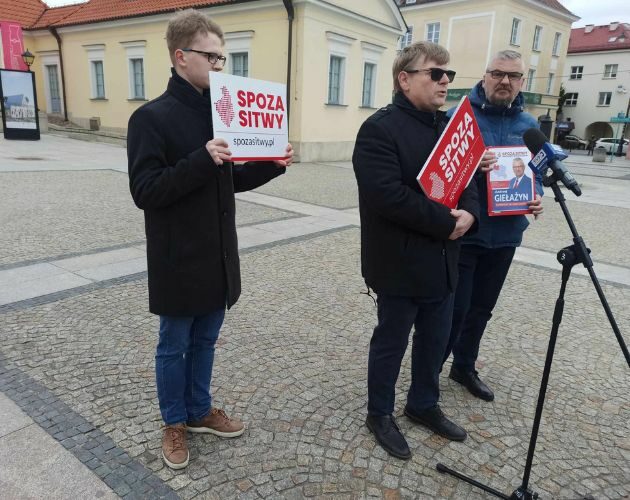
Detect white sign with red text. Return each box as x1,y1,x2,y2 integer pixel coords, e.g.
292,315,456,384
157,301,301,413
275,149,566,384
209,72,288,161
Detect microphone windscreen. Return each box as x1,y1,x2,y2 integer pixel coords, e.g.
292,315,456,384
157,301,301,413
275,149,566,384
523,128,547,155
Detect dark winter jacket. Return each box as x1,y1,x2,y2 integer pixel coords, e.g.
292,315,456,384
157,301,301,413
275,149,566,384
128,69,284,316
448,81,543,248
353,92,479,298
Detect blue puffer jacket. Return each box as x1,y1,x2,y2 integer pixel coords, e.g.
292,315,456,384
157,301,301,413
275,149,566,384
448,81,543,248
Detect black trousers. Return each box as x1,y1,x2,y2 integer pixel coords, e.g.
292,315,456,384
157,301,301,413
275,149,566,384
367,293,454,416
443,244,516,372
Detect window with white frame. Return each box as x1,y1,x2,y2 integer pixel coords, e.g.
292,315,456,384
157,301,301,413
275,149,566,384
532,25,543,51
225,31,253,77
92,61,105,98
546,73,554,94
399,25,413,49
552,32,562,55
526,68,535,91
570,66,583,80
130,59,145,99
362,63,376,107
326,32,353,105
598,92,612,106
360,41,384,108
231,53,248,77
328,56,344,104
426,22,440,43
604,64,618,78
84,44,106,99
564,92,578,106
510,18,521,46
121,41,146,99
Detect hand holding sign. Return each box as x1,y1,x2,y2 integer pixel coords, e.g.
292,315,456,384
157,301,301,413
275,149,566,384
206,138,232,166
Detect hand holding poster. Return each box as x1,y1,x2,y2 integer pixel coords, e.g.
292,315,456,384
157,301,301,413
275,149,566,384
486,146,534,216
416,96,485,208
209,72,288,161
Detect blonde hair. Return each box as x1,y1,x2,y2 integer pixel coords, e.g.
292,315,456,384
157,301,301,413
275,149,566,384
166,9,224,64
393,41,450,92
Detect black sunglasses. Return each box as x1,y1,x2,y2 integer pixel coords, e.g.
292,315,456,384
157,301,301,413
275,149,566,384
404,67,456,83
486,70,523,81
181,48,227,65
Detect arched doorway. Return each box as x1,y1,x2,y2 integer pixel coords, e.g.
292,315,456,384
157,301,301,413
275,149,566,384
585,122,613,140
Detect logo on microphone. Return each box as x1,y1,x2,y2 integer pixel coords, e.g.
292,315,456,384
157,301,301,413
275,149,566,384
214,86,235,127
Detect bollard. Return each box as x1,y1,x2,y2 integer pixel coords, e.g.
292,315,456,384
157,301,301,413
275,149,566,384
592,146,607,163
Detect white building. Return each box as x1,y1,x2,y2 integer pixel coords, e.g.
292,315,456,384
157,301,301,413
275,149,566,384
562,22,630,141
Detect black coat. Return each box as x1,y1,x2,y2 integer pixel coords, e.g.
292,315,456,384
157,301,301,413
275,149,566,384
128,70,285,316
352,92,479,298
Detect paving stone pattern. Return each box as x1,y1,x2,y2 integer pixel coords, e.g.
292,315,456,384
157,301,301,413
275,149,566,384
0,170,296,267
253,163,359,210
523,199,630,268
1,229,628,499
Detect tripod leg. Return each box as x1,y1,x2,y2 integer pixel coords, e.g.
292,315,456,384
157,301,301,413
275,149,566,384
520,274,568,490
436,463,510,499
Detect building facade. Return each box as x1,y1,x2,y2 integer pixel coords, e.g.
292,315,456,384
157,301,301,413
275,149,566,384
397,0,578,122
1,0,406,162
562,22,630,141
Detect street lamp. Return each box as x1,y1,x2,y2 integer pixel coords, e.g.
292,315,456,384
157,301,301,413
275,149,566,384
21,49,35,70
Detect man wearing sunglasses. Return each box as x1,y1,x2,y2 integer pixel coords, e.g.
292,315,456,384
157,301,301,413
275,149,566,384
127,9,293,470
353,41,479,459
443,50,544,403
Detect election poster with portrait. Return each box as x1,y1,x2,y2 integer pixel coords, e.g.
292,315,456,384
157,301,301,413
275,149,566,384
486,145,534,216
209,72,288,161
417,96,485,208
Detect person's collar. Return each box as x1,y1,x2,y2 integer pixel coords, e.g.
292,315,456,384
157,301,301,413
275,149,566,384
393,91,445,126
167,67,212,110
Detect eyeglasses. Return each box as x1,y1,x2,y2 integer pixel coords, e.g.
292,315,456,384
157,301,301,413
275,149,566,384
404,67,456,83
181,48,227,65
486,70,523,81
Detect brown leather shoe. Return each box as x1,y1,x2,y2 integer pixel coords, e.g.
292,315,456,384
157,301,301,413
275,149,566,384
187,408,245,437
162,423,189,469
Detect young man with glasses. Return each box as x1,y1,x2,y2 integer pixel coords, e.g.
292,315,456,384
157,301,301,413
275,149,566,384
442,50,543,403
127,9,292,470
353,41,479,459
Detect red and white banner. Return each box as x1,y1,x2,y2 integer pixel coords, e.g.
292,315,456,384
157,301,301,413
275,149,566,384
210,73,288,161
416,96,485,208
0,22,28,71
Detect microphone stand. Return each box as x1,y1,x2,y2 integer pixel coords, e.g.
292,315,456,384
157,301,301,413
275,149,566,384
436,167,630,499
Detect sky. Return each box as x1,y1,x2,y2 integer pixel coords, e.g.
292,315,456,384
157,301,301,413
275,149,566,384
43,0,629,28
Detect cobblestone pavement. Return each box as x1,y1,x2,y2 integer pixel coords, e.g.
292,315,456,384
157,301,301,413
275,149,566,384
0,170,297,268
1,136,629,499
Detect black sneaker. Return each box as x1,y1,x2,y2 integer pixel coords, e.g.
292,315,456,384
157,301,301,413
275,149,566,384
404,405,467,442
366,415,412,460
449,366,495,402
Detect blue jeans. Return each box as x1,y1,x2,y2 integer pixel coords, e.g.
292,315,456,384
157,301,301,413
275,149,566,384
444,244,516,372
156,310,225,425
367,293,454,416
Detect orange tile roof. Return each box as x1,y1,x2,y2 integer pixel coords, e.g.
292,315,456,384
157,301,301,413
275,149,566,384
30,4,85,29
0,0,47,27
49,0,243,28
568,23,630,53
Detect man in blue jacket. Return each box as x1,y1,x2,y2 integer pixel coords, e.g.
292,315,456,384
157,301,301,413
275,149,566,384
353,42,479,459
443,50,543,402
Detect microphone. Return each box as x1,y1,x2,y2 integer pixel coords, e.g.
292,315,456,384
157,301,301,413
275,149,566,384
523,128,582,196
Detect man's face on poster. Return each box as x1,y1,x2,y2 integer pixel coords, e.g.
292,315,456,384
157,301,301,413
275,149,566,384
513,158,525,178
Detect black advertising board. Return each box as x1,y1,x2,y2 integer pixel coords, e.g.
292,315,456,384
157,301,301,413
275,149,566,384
0,68,40,140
